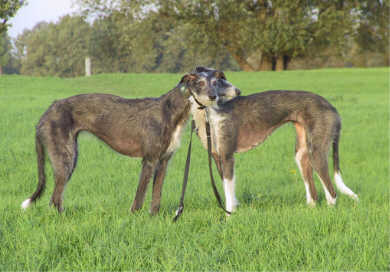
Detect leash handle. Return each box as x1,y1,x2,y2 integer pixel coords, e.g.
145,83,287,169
173,120,195,222
205,110,231,215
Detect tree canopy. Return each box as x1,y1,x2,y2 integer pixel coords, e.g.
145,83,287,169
0,0,25,33
6,0,389,76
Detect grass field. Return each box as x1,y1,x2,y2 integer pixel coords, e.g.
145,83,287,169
0,68,388,270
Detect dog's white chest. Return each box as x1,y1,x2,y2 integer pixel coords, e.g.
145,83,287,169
208,109,226,154
191,105,225,154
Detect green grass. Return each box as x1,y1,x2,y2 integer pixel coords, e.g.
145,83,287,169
0,68,388,270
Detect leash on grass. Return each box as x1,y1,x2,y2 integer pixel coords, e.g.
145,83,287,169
173,120,195,222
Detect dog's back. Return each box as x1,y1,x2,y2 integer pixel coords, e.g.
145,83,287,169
37,93,166,157
213,90,340,153
227,90,339,124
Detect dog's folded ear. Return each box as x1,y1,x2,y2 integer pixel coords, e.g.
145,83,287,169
179,73,197,85
215,70,227,80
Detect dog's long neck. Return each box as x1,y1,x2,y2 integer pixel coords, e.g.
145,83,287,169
162,86,192,130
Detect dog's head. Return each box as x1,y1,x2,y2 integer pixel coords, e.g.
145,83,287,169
179,72,218,108
194,66,241,105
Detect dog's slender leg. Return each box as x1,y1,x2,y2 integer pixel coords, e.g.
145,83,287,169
307,122,337,205
310,150,337,205
294,123,317,206
295,148,317,206
212,153,223,178
48,135,78,213
49,152,76,213
131,159,158,213
150,156,171,215
220,155,238,214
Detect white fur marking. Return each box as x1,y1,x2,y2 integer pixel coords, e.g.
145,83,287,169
304,182,316,206
208,108,226,154
166,123,185,154
223,175,239,215
335,172,358,201
21,198,31,210
295,149,315,206
295,149,304,173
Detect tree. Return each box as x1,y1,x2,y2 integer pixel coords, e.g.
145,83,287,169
76,0,240,72
0,31,11,74
355,0,389,65
16,16,91,77
76,0,239,73
0,0,25,33
157,0,359,71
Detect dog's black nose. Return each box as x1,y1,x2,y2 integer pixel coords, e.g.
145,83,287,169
235,88,241,96
209,95,216,100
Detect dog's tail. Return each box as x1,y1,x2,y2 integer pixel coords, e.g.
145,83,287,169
332,134,341,174
332,127,359,201
21,132,46,210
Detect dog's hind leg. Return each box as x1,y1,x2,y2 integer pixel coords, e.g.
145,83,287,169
294,123,317,206
48,136,79,213
131,158,158,213
150,156,171,215
308,128,337,205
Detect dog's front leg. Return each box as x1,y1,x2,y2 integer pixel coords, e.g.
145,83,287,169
150,156,171,215
211,153,223,179
220,155,239,214
131,159,158,213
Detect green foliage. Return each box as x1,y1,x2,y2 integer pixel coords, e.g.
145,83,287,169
0,0,25,33
16,16,91,77
7,1,389,75
157,0,359,70
0,68,388,270
0,31,11,71
355,0,389,58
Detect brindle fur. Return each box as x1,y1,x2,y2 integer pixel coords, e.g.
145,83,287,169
192,67,358,211
22,72,235,214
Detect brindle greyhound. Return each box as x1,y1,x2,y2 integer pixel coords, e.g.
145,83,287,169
192,67,358,213
21,71,240,214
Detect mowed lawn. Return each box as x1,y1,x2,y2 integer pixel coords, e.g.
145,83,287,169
0,68,388,270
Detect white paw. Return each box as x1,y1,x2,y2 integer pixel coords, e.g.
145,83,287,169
21,198,31,210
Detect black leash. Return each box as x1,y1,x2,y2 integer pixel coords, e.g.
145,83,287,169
173,96,230,222
173,120,195,222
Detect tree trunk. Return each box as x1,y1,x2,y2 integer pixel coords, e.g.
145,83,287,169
283,55,290,70
275,56,284,71
230,52,255,71
85,57,91,76
259,56,273,71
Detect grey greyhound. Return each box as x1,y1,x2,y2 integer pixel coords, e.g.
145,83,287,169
21,71,240,214
192,67,358,213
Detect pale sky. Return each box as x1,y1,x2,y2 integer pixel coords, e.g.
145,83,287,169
8,0,78,38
